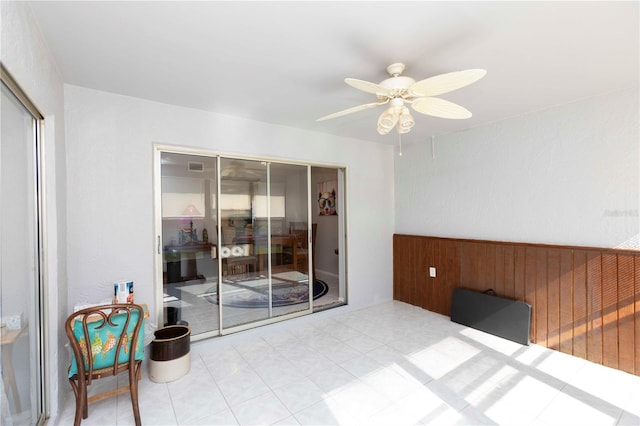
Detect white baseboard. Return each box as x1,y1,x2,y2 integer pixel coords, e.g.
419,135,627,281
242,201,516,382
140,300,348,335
316,269,338,281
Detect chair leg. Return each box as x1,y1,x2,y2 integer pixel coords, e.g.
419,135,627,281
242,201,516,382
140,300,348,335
83,391,89,420
129,362,142,426
69,378,86,426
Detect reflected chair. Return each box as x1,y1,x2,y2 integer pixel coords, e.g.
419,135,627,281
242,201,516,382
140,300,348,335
65,304,144,426
288,223,318,277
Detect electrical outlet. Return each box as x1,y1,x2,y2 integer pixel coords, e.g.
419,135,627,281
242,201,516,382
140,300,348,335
429,267,436,278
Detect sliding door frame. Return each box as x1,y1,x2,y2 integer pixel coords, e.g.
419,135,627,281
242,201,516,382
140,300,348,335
153,144,347,340
0,63,48,425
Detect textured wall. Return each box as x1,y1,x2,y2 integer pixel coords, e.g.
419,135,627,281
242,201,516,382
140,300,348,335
395,87,639,249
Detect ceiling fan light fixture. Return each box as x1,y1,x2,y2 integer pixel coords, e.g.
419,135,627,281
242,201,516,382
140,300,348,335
377,107,399,135
398,106,414,132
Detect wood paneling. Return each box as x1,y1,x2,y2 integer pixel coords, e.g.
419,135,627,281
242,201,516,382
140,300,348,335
602,253,618,369
393,234,640,376
635,256,640,375
617,254,635,374
586,251,602,364
547,248,561,351
573,250,588,360
559,249,573,355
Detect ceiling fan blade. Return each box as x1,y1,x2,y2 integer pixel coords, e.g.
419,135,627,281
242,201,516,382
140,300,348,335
344,78,394,96
409,69,487,97
316,100,389,122
411,97,473,119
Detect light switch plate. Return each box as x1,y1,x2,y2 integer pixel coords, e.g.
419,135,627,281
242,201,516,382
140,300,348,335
429,267,436,278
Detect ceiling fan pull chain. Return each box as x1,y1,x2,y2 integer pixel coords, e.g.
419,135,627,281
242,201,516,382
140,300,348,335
397,125,403,156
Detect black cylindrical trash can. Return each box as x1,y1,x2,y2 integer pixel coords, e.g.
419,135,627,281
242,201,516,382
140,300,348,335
167,261,181,283
164,306,181,326
149,325,191,383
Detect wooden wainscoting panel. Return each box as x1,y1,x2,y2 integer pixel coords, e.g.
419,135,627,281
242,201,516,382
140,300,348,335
414,236,426,309
393,235,640,376
514,245,527,303
414,236,425,306
635,255,640,375
617,253,635,374
547,248,561,351
503,245,516,300
535,247,549,348
524,246,538,343
494,245,506,298
572,250,589,360
427,238,440,313
586,251,603,365
602,253,619,370
559,249,574,355
440,239,458,316
392,235,412,305
483,243,497,293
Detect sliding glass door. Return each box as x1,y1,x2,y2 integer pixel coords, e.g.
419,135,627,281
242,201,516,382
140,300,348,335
219,161,311,329
160,153,219,336
1,68,45,425
158,151,313,337
219,158,270,329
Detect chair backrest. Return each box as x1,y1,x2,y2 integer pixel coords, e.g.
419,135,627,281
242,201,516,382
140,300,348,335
289,222,309,249
65,304,145,383
311,223,318,248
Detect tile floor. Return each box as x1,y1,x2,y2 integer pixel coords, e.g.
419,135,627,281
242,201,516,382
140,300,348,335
53,301,640,425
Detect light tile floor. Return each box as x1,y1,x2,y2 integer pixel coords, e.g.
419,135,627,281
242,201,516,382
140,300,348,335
53,301,640,425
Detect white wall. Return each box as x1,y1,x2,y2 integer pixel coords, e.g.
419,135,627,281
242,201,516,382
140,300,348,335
395,87,639,249
1,1,68,418
64,85,395,322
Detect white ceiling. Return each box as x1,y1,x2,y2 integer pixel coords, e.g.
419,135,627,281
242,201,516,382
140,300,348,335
28,1,639,144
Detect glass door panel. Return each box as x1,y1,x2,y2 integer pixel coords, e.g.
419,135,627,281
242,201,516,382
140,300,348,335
160,153,218,336
268,163,310,318
1,80,44,425
219,158,269,328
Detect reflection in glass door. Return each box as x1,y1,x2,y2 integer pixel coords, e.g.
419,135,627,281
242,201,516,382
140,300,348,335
158,150,314,337
219,160,311,329
268,163,310,319
219,158,269,328
160,153,219,336
1,70,45,425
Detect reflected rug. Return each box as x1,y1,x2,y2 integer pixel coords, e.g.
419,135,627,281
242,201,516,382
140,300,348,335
204,279,328,308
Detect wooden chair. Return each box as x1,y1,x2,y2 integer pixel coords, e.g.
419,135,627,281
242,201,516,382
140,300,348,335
65,304,144,426
289,223,318,278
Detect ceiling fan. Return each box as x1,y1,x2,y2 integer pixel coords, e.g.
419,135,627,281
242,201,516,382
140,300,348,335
317,63,486,138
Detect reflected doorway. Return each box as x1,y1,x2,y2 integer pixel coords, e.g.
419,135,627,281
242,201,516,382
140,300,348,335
310,167,346,311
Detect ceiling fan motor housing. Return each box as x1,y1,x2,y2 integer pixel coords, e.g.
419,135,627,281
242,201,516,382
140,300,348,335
386,62,406,76
380,76,415,96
